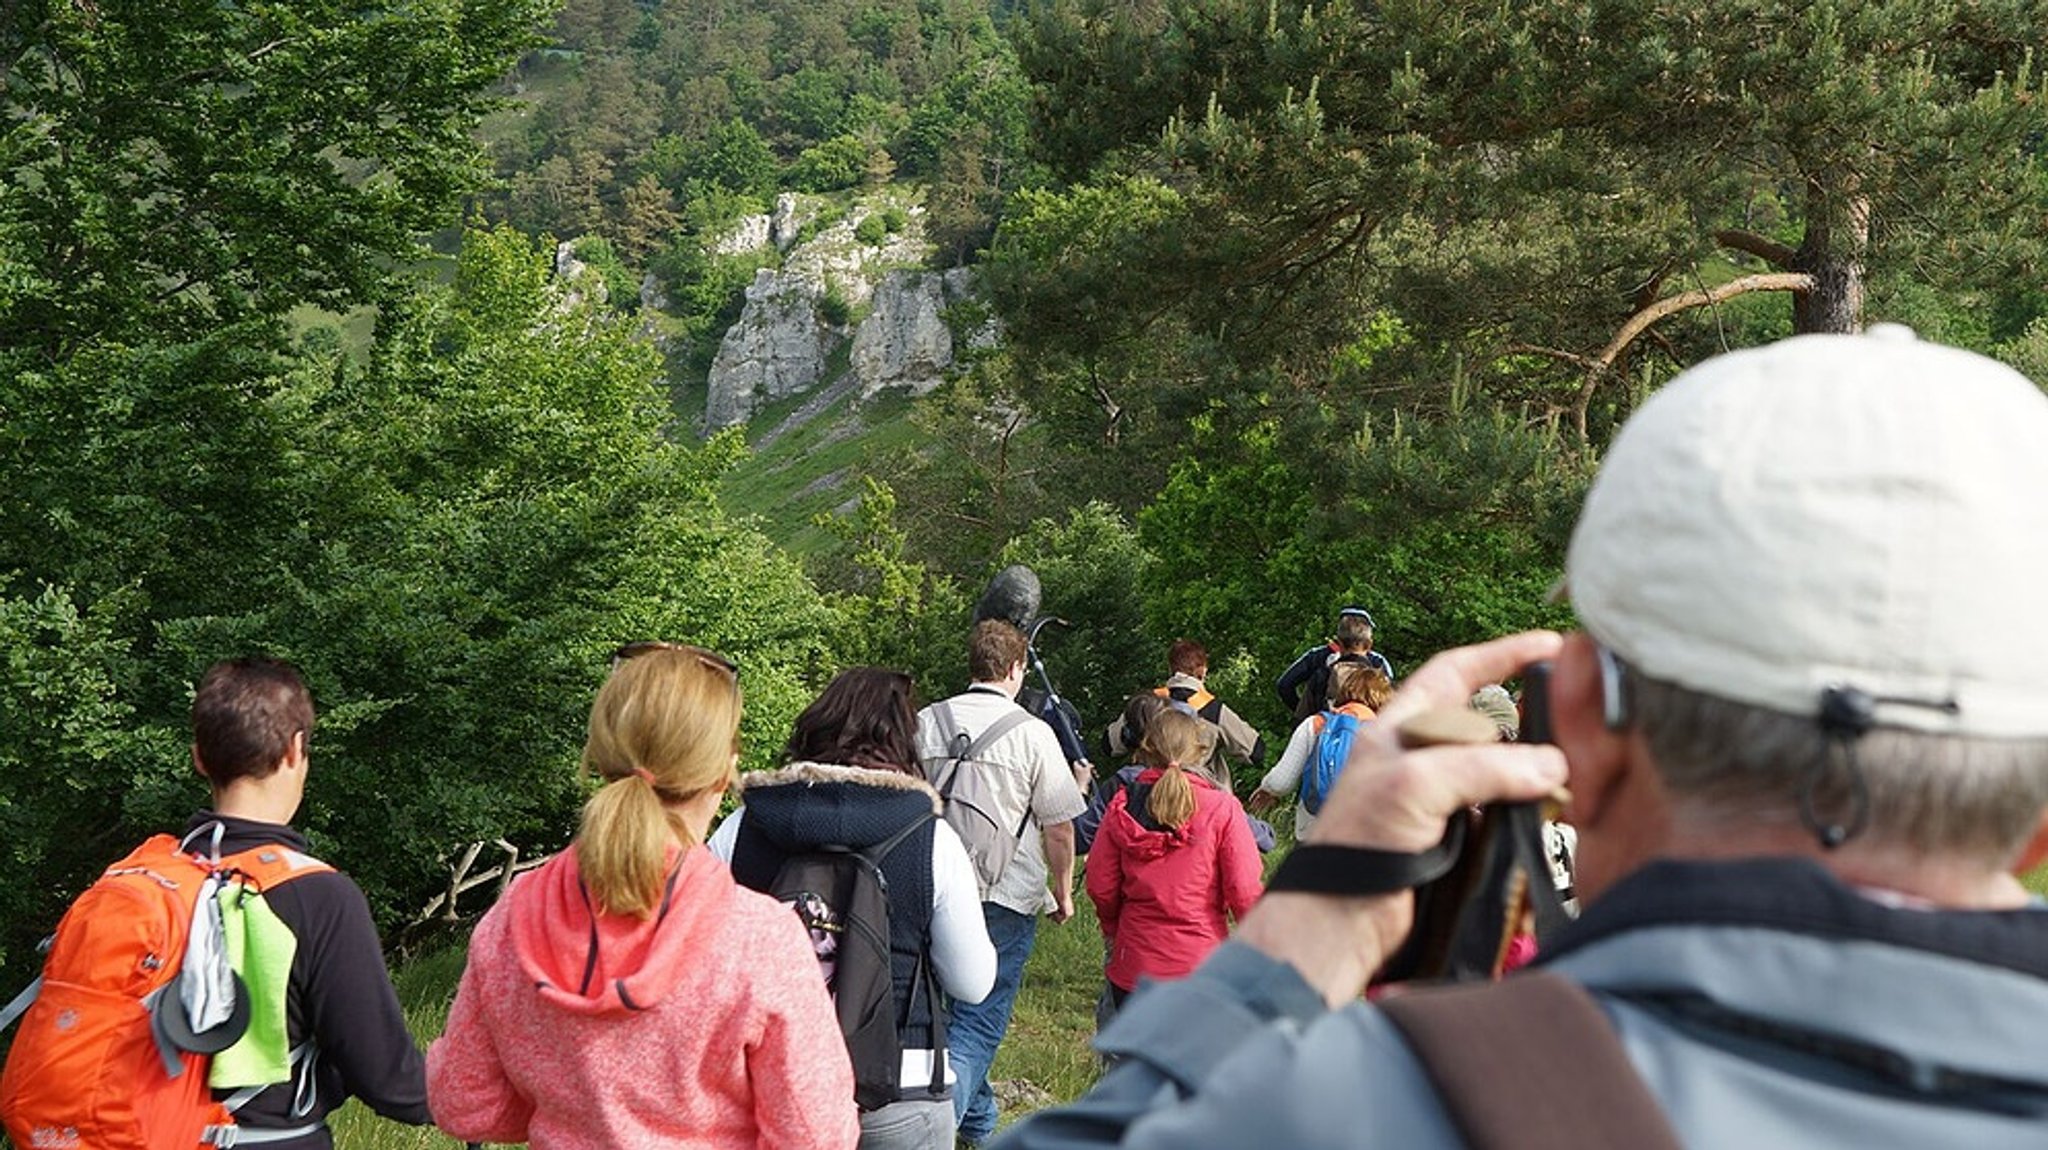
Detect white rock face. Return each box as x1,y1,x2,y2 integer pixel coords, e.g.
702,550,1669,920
554,241,606,310
711,213,772,256
697,194,992,432
852,270,973,397
771,193,816,251
639,272,668,313
703,270,837,429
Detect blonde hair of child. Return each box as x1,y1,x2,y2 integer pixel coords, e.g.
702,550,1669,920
1135,707,1206,831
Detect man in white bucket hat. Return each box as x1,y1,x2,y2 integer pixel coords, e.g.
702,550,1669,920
999,326,2048,1149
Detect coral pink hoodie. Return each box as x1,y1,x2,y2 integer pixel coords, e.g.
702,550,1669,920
427,844,858,1150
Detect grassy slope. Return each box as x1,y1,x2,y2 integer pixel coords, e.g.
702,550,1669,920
717,383,925,556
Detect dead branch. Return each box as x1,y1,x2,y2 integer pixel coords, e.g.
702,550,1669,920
1572,272,1814,438
416,839,552,924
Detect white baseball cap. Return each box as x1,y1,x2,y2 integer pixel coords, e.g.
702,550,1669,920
1565,325,2048,737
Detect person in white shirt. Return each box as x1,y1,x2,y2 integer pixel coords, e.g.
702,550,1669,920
915,621,1088,1147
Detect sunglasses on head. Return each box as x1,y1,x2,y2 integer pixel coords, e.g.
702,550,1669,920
609,641,739,678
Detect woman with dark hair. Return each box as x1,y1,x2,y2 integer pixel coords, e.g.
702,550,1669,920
709,667,996,1150
428,644,859,1150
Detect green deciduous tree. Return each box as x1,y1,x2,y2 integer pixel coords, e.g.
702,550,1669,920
1138,405,1588,737
0,586,161,976
0,224,841,976
995,504,1156,757
247,225,836,923
1,0,553,360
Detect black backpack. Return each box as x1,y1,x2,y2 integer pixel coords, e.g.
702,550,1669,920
768,812,942,1111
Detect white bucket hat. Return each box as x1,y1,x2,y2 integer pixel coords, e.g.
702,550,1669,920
1565,325,2048,737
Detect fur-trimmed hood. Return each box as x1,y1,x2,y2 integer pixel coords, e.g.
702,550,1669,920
734,761,941,854
737,761,943,814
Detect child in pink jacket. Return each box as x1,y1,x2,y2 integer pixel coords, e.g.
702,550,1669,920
1087,708,1264,1016
428,644,858,1150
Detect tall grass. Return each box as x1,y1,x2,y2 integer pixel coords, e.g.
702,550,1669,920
330,944,473,1150
987,896,1108,1112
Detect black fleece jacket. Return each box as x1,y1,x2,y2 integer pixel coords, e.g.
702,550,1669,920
182,812,431,1147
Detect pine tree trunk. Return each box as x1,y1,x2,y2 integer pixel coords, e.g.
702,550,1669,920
1792,185,1870,334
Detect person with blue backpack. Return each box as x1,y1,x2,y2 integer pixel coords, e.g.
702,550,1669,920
1251,662,1393,840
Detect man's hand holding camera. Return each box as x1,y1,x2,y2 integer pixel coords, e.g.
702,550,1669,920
1237,631,1569,1007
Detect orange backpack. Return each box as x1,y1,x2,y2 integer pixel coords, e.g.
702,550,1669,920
1153,684,1216,713
0,829,330,1150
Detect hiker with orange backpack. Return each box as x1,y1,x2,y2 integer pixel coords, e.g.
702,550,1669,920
1250,661,1393,840
1107,641,1267,782
1,656,433,1150
997,330,2048,1150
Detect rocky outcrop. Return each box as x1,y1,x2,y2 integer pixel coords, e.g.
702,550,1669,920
851,269,980,397
780,207,924,309
712,194,824,257
703,270,835,429
700,192,994,432
711,213,771,256
554,241,606,310
772,193,816,250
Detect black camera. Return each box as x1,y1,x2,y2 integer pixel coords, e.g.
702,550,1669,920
1374,661,1572,985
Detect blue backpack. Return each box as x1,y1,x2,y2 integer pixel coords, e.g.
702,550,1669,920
1299,707,1369,815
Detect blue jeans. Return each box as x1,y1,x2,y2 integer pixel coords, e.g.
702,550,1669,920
950,903,1039,1145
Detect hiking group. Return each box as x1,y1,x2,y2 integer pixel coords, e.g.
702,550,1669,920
10,327,2048,1150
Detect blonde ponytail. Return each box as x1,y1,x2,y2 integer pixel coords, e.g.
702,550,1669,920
1135,708,1207,831
1146,762,1197,830
576,647,741,917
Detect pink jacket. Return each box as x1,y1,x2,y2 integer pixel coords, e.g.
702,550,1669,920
1086,768,1264,992
426,843,858,1150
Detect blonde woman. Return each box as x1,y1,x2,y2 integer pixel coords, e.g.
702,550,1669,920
428,643,858,1150
1085,708,1263,1022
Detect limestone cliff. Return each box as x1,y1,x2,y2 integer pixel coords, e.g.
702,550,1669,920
701,191,991,432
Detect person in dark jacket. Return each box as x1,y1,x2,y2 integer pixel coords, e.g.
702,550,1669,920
1274,607,1395,720
711,667,997,1150
186,657,433,1148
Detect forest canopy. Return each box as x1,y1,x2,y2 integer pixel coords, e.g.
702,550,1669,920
2,0,2045,985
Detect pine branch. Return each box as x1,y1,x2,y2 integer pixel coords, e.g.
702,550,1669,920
1572,272,1814,438
1713,229,1798,269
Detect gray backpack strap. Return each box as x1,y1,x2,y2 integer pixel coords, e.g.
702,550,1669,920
934,704,1032,796
962,708,1033,763
221,1040,318,1116
0,974,42,1032
929,701,967,790
965,710,1038,842
1377,972,1682,1150
932,706,1040,859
